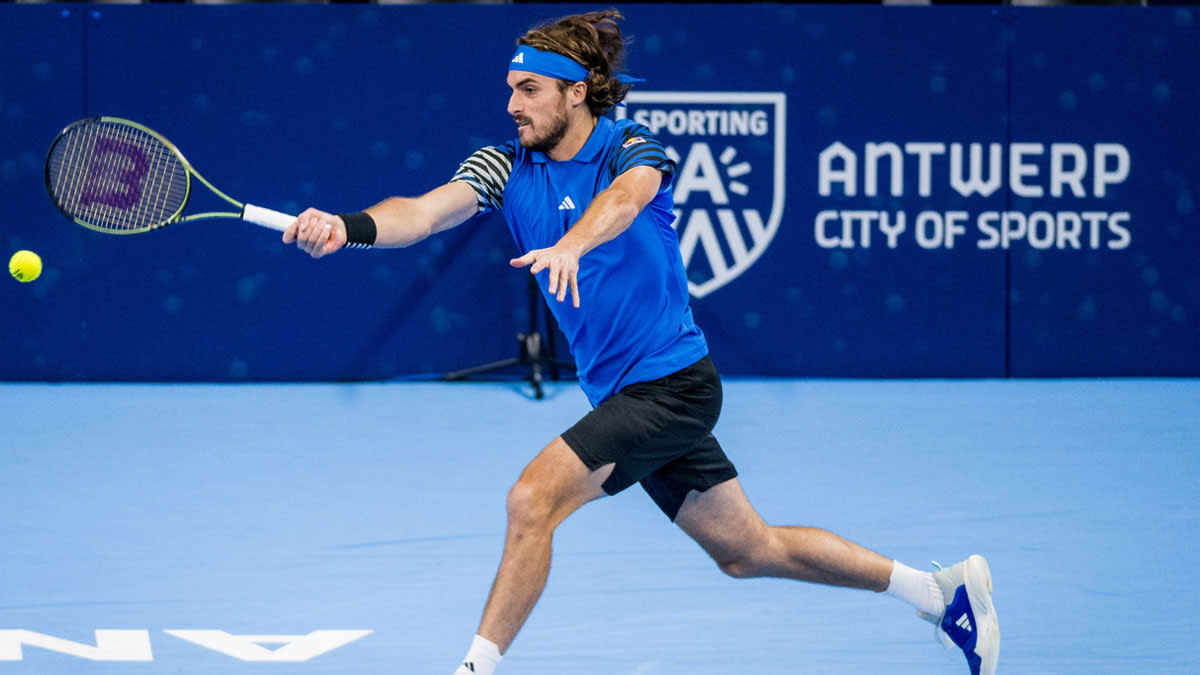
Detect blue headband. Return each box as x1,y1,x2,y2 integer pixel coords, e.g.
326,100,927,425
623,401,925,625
509,45,645,84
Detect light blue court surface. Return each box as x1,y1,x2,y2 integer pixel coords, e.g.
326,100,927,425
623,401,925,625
1,379,1197,674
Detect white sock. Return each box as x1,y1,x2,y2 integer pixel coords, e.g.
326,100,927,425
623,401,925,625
453,634,502,675
884,561,945,619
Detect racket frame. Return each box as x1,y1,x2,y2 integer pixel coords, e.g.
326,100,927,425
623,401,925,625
44,116,293,234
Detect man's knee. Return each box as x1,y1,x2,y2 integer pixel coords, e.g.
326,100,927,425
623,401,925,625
716,554,764,579
506,438,612,532
713,530,778,579
506,479,555,530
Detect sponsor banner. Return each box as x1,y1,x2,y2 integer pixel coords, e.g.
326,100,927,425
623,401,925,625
0,4,1196,380
618,92,786,298
813,141,1132,252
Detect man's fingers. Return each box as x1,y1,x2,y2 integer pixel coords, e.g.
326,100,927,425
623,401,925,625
310,224,333,258
285,209,317,243
282,209,343,259
556,268,569,303
511,249,581,306
296,216,315,245
322,223,345,255
299,221,328,257
300,221,317,251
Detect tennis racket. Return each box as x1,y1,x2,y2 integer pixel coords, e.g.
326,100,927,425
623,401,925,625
44,116,295,235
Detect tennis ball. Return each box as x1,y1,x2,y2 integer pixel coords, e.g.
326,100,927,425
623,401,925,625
9,250,42,283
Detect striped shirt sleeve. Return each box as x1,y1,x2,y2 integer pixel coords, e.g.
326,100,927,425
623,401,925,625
450,142,516,214
608,123,675,183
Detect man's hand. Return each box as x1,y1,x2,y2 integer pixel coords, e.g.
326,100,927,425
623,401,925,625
510,245,582,308
282,208,347,258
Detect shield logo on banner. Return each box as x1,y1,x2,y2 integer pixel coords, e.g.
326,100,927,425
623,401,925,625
617,92,787,298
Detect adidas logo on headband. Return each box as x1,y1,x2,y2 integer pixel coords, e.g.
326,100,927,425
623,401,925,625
509,45,645,85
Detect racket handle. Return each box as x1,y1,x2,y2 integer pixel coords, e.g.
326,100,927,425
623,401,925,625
241,204,297,231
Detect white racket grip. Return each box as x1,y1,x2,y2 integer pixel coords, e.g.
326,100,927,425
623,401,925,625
241,204,297,232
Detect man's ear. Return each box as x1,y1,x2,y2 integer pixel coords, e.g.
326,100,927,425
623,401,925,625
568,81,588,107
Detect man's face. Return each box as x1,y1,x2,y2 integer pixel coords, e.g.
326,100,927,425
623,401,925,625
507,71,570,154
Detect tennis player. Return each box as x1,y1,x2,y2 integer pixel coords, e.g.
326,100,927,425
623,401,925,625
283,10,999,675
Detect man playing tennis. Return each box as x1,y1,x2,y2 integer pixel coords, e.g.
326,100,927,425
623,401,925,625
283,10,999,675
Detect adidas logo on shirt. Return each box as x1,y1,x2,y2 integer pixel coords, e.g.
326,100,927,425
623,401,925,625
558,196,576,211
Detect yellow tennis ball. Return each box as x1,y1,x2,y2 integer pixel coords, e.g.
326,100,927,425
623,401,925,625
9,250,42,283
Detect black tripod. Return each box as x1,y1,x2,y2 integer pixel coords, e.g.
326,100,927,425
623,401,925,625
442,276,574,399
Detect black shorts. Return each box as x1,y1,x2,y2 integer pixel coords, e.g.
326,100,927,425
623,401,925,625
561,355,738,521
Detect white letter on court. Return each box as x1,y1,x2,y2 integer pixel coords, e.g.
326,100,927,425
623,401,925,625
0,630,153,661
165,630,372,663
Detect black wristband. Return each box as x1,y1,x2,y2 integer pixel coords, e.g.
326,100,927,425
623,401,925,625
339,212,377,249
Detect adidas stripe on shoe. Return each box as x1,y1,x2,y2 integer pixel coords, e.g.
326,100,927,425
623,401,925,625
921,555,1000,675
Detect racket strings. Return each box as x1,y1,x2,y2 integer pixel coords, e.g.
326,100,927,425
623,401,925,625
48,120,189,232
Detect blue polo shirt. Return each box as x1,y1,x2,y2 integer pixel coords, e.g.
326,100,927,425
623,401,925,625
452,117,708,406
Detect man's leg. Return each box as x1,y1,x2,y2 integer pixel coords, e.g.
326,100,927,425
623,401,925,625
673,477,893,589
673,477,999,675
470,437,613,658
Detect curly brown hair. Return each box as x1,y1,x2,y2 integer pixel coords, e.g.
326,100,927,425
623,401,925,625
517,9,633,117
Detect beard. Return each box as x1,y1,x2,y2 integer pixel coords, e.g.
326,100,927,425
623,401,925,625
517,102,570,154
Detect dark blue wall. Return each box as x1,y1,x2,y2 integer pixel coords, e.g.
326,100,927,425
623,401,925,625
2,4,1197,381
